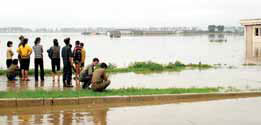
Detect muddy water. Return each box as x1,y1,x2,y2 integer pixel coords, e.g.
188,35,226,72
0,33,243,69
1,67,261,91
0,97,260,124
1,33,260,91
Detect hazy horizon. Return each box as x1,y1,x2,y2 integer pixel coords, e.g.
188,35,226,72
0,0,260,28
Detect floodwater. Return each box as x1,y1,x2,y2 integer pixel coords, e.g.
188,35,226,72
1,67,261,91
0,33,244,68
0,97,261,124
1,33,261,91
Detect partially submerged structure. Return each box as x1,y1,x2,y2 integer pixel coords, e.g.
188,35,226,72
240,19,261,64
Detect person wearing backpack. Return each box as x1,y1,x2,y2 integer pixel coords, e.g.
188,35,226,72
80,58,99,89
17,38,32,81
48,39,61,82
33,37,45,82
73,40,82,80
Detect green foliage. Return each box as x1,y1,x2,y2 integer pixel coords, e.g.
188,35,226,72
0,61,213,75
129,62,164,71
0,87,220,98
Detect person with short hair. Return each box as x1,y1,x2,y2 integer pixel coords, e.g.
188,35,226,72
48,39,61,82
62,37,74,87
17,38,32,81
17,35,25,78
80,58,99,89
80,42,86,70
7,59,19,81
33,37,44,81
6,41,14,68
91,62,111,92
73,40,82,79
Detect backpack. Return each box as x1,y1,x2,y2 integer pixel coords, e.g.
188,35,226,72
73,46,82,61
47,48,53,59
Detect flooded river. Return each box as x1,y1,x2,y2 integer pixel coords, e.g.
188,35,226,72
0,97,260,124
1,33,261,91
0,33,244,68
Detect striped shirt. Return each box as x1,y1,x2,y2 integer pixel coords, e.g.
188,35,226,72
33,45,43,59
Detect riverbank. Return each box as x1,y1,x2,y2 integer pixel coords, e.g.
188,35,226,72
1,90,261,108
0,87,219,98
0,61,213,76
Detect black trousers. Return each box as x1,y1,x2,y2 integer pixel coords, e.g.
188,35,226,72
34,58,45,81
80,76,92,89
63,61,72,86
6,59,12,68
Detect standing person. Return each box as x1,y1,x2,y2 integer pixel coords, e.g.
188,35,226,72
91,63,111,92
17,38,32,81
7,59,19,81
80,58,99,89
6,41,14,68
18,35,24,77
48,39,61,82
80,43,86,71
73,41,82,80
62,38,74,87
33,37,44,82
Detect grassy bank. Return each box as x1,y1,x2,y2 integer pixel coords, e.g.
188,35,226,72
0,88,219,98
107,61,212,74
0,61,213,76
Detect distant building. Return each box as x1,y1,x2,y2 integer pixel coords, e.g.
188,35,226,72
241,19,261,64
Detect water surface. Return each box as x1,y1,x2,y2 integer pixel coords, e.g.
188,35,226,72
0,97,260,125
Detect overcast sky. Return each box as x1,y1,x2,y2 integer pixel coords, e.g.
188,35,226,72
0,0,260,28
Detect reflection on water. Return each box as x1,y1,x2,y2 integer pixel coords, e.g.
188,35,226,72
0,105,109,125
0,97,261,124
1,66,261,91
208,33,227,42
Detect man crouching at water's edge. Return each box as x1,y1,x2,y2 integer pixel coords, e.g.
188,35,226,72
80,58,100,89
91,63,111,92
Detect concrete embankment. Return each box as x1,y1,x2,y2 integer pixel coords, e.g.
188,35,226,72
0,92,261,108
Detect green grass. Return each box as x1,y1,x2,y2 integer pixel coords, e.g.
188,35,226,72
107,61,212,74
0,88,220,98
0,61,213,76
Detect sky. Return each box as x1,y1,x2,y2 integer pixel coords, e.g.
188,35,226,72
0,0,260,28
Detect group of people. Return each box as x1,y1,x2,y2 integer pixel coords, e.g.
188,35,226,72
5,35,111,92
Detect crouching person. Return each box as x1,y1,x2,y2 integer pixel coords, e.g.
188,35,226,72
80,58,99,89
7,59,19,81
91,63,111,92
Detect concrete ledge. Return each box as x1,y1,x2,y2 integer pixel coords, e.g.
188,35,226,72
53,98,79,105
16,98,44,107
0,92,261,108
0,99,17,107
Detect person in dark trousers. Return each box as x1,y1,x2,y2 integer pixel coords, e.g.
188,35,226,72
48,39,61,82
73,40,82,80
62,38,74,87
17,38,32,81
7,59,19,81
18,35,24,78
6,41,14,68
91,63,111,92
33,37,45,81
80,58,99,89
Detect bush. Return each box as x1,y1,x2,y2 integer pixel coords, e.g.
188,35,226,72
129,62,164,71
